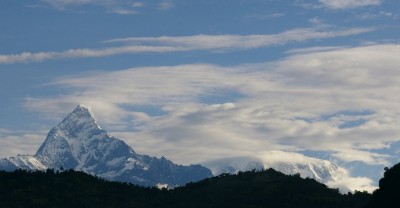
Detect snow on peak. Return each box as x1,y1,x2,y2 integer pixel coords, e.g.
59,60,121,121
56,104,101,134
34,104,111,168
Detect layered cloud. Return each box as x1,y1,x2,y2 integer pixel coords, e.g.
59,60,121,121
0,129,45,158
0,27,373,64
22,44,400,169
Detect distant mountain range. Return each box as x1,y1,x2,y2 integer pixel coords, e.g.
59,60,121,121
204,152,349,190
0,105,212,187
0,105,350,190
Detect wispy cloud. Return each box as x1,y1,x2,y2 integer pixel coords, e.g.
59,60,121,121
110,9,138,15
158,1,175,10
0,27,374,64
106,27,373,49
243,13,285,22
297,0,383,10
40,0,141,14
319,0,383,9
358,10,398,19
41,0,113,9
131,2,144,8
23,44,400,169
0,130,45,157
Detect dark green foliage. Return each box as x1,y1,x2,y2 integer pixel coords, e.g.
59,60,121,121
0,168,370,208
166,168,369,208
0,169,161,208
365,163,400,208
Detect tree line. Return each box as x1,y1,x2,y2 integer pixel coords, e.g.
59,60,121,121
1,164,397,208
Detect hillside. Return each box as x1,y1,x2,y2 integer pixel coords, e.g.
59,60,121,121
0,168,370,208
365,163,400,208
0,169,161,208
167,169,370,208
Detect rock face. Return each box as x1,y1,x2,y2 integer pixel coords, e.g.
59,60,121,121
0,105,212,187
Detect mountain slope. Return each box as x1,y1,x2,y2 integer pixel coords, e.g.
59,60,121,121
0,105,212,186
0,155,46,172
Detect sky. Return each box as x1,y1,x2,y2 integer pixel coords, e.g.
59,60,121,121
1,0,400,192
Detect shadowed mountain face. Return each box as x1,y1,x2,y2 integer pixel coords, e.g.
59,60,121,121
0,105,212,187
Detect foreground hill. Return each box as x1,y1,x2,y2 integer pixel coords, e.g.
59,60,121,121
0,168,370,208
167,169,370,208
365,163,400,208
0,169,160,208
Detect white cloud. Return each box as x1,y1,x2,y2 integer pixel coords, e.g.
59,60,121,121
41,0,111,9
259,151,377,192
158,1,174,10
110,9,138,15
308,17,323,24
21,44,400,171
0,131,45,158
0,128,12,134
358,11,398,19
0,27,373,64
131,2,144,8
243,13,285,22
40,0,142,14
107,27,373,49
319,0,382,9
40,0,170,13
203,151,377,192
0,46,180,64
332,150,390,166
326,171,377,193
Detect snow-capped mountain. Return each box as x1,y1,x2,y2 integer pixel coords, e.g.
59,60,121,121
0,105,212,187
204,153,343,182
203,151,355,192
0,155,46,172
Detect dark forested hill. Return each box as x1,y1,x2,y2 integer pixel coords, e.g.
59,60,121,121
167,169,370,208
0,169,162,208
0,168,370,208
365,163,400,208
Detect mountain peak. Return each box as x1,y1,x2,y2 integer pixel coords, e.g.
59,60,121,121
71,104,93,118
57,104,101,132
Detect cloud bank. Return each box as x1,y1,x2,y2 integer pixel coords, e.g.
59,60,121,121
21,44,400,169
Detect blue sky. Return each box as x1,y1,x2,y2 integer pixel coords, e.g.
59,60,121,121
1,0,400,191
